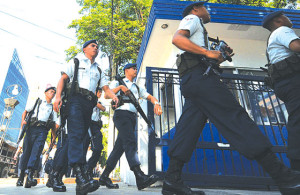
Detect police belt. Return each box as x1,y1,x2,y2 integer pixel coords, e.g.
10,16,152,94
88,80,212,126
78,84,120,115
268,54,300,82
30,118,47,127
176,52,206,77
91,120,102,126
76,87,98,106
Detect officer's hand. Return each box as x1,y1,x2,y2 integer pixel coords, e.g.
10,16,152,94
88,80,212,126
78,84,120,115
112,95,119,109
54,97,62,112
206,50,224,64
21,120,27,127
13,153,18,161
154,104,163,116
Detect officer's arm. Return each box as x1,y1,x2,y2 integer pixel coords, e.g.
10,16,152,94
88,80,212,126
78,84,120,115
147,95,162,116
96,102,106,112
289,39,300,52
21,110,28,127
102,85,119,105
109,85,129,95
172,30,224,63
54,73,69,112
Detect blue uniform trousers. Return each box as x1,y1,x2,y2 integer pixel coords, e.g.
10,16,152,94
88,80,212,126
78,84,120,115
168,66,272,163
53,133,68,174
273,73,300,160
20,125,48,170
83,121,103,169
67,95,94,166
106,110,140,169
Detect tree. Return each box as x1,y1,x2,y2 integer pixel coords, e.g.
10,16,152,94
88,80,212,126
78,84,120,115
66,0,152,79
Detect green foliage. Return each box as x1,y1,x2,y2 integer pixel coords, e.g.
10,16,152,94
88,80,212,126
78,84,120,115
66,0,153,74
99,126,108,167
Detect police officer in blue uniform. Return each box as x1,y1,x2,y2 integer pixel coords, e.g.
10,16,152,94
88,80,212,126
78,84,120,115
54,39,118,195
99,63,162,190
162,2,300,195
262,11,300,171
46,125,68,192
17,84,59,188
83,87,106,184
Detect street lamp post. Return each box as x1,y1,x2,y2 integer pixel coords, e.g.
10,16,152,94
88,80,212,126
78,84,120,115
0,85,21,148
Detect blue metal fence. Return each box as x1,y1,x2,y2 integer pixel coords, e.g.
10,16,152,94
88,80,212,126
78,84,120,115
146,67,288,189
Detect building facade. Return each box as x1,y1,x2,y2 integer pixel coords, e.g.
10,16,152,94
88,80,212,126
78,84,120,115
0,48,29,146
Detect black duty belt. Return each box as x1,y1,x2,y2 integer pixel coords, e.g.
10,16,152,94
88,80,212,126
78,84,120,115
76,88,98,105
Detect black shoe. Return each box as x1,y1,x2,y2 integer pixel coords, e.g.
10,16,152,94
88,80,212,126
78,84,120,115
51,171,66,192
98,166,119,189
16,178,24,187
132,166,159,190
24,169,37,188
162,180,205,195
85,168,99,192
46,170,53,188
257,151,300,195
73,164,93,195
58,172,66,188
16,170,25,187
275,169,300,195
98,175,119,189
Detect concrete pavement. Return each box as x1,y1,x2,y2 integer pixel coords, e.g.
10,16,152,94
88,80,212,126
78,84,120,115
0,178,281,195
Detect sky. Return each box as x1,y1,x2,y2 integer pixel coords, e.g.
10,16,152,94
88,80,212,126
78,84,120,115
0,0,109,98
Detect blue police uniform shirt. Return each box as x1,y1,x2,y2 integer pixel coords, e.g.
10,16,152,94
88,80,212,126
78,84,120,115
109,78,150,113
178,14,210,52
25,97,60,125
62,53,108,93
267,26,300,64
91,102,102,122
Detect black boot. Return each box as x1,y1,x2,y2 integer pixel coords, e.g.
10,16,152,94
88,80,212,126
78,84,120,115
131,165,159,190
24,169,37,188
290,159,300,172
256,151,300,195
16,170,25,187
98,165,119,189
73,164,93,195
162,158,205,195
51,171,66,192
58,172,66,188
46,170,53,188
85,167,99,192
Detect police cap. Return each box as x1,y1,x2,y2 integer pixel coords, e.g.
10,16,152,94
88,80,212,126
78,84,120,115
182,1,208,18
262,11,284,29
123,63,137,70
45,84,56,93
82,39,98,50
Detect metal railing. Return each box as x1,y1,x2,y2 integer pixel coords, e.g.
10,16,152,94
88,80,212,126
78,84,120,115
146,67,288,189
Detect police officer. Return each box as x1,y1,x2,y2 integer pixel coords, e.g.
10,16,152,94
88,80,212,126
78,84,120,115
262,11,300,171
99,63,162,190
54,39,118,195
46,125,68,192
162,2,300,195
17,84,59,188
83,87,106,185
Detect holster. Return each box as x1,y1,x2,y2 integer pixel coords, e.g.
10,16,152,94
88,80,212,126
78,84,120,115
65,81,97,106
176,52,205,77
268,54,300,82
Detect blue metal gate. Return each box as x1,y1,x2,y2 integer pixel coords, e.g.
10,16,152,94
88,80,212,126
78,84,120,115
146,67,288,189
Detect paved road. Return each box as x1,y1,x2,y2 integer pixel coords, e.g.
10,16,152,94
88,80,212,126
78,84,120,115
0,178,281,195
